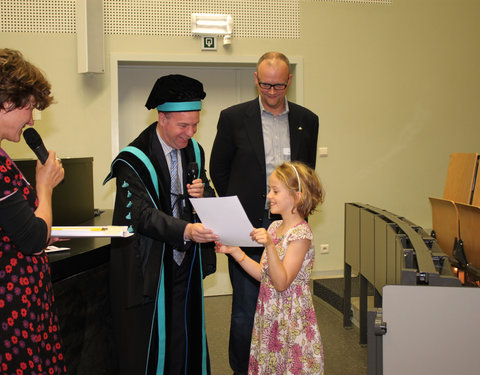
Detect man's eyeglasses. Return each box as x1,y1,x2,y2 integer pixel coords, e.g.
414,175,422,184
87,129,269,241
257,81,288,91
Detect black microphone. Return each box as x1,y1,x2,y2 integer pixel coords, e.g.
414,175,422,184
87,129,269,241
186,162,199,186
23,128,49,164
186,162,199,220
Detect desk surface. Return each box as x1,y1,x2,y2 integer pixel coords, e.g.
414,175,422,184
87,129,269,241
49,209,113,282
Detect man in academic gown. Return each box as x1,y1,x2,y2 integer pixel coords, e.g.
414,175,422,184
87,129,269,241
104,74,218,375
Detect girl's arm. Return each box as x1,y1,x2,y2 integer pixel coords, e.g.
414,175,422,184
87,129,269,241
251,228,310,292
216,244,262,281
268,238,310,291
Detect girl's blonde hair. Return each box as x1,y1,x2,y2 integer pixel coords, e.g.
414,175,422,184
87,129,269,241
273,161,325,219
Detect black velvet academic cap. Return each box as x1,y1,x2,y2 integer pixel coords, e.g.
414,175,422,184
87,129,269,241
145,74,206,111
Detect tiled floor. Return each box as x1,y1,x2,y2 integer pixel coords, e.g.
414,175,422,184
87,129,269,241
204,293,368,375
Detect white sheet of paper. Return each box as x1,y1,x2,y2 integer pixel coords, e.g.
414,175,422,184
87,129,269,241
189,196,261,247
46,245,70,253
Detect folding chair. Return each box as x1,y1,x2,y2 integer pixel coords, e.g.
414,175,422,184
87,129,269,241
429,197,466,269
456,202,480,285
443,153,478,204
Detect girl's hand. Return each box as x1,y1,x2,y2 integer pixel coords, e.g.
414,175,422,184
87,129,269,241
186,178,204,198
215,242,243,257
216,242,261,281
215,242,233,254
250,228,273,247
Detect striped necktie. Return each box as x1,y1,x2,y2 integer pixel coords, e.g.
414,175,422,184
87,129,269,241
169,149,185,265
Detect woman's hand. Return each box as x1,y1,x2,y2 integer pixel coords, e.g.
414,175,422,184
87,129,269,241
33,150,65,241
47,237,70,246
35,151,64,192
186,178,204,198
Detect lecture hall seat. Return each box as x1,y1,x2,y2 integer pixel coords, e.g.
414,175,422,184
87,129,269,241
456,202,480,284
471,161,480,206
429,197,466,269
442,153,478,204
428,153,478,271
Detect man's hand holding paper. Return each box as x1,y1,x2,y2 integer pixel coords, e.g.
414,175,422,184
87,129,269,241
184,222,218,243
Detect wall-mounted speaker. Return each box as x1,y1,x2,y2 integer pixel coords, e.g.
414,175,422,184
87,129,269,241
76,0,104,74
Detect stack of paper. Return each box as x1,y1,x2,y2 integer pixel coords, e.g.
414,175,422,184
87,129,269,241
51,226,133,238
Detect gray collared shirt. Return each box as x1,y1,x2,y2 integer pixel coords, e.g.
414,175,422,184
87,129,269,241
259,97,290,208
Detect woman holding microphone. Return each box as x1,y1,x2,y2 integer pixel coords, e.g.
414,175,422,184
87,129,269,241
0,48,66,374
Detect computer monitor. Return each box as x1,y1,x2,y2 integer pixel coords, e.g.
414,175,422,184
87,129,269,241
13,157,95,225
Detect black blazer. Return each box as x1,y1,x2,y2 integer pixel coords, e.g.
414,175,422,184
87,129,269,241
210,98,319,227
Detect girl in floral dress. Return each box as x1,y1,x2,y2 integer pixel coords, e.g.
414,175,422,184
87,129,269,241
0,48,66,374
217,161,325,375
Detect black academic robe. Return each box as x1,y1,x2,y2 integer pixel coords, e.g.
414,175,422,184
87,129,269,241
104,123,214,375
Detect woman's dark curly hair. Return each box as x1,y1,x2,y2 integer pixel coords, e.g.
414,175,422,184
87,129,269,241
0,48,53,111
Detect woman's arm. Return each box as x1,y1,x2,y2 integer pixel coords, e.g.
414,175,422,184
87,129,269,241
0,151,63,254
0,191,48,254
33,151,64,237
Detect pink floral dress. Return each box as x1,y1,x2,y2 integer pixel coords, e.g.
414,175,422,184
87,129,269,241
248,220,324,375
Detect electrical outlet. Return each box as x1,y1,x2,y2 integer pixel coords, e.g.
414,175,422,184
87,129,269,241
320,244,329,254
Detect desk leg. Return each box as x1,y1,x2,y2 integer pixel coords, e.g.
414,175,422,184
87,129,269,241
343,262,352,328
374,288,382,308
360,274,368,345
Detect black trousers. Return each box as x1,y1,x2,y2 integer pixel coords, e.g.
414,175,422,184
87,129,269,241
164,254,191,374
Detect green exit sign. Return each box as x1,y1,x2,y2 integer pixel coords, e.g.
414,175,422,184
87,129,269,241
201,36,217,51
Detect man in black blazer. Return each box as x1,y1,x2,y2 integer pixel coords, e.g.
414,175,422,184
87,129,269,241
210,52,319,374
